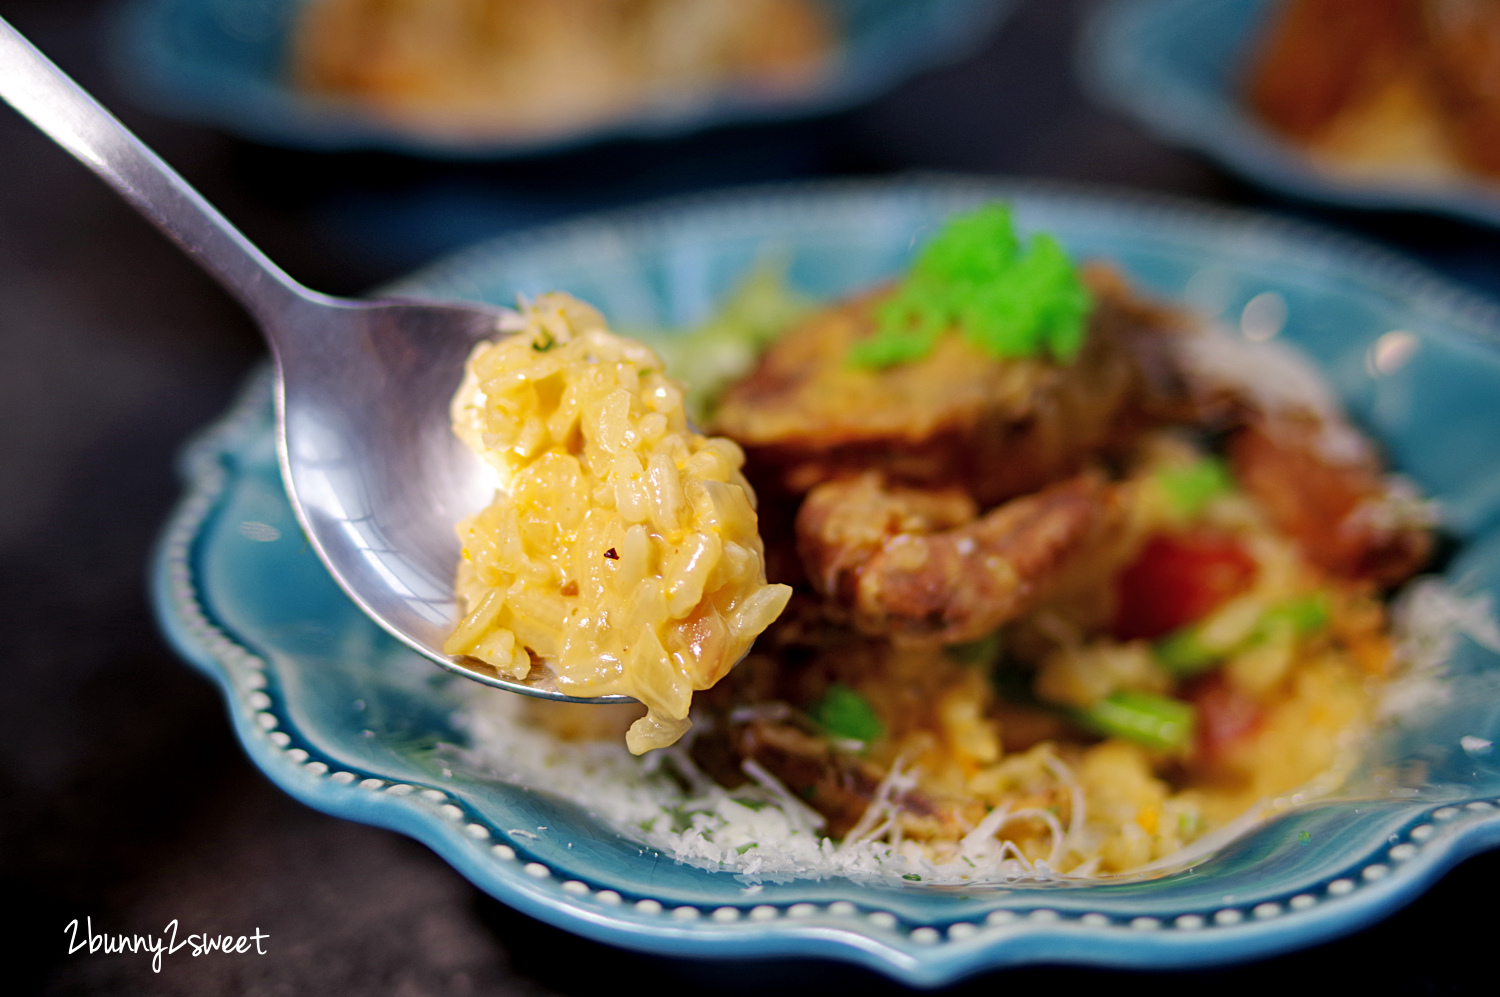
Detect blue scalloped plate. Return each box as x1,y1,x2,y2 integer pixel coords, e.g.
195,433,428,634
1080,0,1500,228
112,0,1013,159
152,177,1500,986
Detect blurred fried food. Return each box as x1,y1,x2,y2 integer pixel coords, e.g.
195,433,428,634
1228,413,1433,585
1247,0,1500,182
294,0,831,139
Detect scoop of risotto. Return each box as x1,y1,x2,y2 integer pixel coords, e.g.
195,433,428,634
446,293,792,753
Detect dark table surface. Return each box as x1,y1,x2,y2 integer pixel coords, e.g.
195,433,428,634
5,1,1498,993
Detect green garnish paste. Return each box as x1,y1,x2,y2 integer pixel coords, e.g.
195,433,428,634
849,204,1094,368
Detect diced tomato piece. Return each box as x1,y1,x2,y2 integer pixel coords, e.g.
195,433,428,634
1183,673,1263,762
1114,532,1256,641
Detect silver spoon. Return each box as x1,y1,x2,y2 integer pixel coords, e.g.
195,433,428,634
0,18,628,704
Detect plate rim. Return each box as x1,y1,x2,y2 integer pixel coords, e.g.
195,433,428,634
153,175,1500,985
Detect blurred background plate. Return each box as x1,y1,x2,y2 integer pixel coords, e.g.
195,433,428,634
112,0,1016,158
1079,0,1500,229
154,176,1500,986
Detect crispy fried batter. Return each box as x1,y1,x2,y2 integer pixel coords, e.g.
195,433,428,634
1423,0,1500,177
1246,0,1500,180
796,471,1123,644
711,268,1192,506
1228,414,1431,586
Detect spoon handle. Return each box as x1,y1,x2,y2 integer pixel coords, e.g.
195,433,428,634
0,16,315,329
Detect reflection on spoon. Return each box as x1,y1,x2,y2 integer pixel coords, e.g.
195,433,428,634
0,17,626,702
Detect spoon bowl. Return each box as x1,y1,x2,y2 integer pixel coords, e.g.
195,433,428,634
275,297,634,700
0,17,628,703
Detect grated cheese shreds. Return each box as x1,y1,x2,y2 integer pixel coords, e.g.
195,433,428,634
457,695,1185,885
453,572,1492,885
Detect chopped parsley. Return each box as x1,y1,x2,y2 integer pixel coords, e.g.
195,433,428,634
809,683,885,744
1155,457,1234,520
945,630,1003,667
1260,595,1330,637
631,260,809,423
1154,627,1220,677
850,204,1094,368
